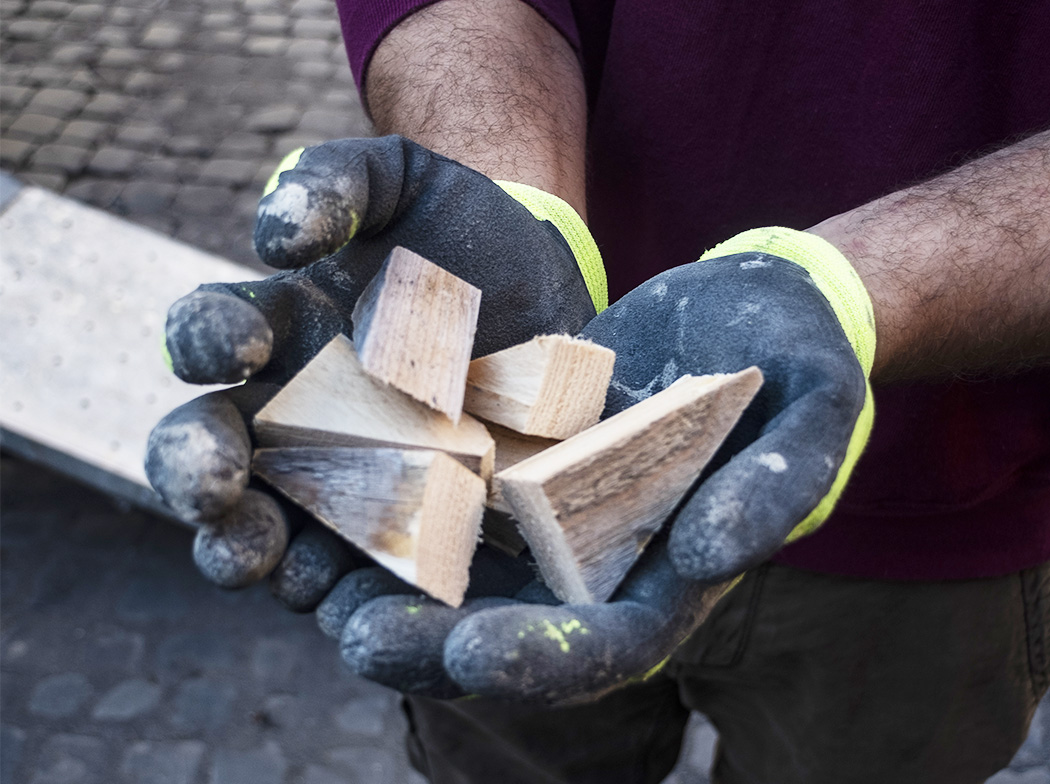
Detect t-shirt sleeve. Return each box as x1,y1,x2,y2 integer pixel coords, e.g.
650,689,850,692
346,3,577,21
334,0,581,100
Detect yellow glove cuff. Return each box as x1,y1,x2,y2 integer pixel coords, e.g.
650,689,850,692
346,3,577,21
699,227,877,541
495,181,608,314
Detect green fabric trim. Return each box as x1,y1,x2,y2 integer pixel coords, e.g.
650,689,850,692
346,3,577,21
699,226,877,540
494,180,608,313
160,334,173,373
262,147,305,197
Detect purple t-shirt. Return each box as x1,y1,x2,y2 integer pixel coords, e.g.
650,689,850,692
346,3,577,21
336,0,1050,580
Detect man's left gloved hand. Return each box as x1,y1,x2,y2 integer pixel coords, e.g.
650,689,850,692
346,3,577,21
331,226,876,705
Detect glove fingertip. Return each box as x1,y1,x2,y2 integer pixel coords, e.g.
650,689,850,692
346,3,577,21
166,290,273,384
315,567,411,640
145,392,251,522
339,595,468,699
269,525,354,612
193,490,289,589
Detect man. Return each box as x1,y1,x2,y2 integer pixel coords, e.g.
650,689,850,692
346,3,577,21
148,1,1050,781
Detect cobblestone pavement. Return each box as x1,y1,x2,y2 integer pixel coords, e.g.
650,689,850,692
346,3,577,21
2,0,1049,781
0,456,721,784
1,0,370,271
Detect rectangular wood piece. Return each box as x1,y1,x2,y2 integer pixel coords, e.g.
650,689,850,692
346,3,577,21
464,334,615,439
254,446,486,607
254,334,495,481
352,246,481,423
495,368,763,604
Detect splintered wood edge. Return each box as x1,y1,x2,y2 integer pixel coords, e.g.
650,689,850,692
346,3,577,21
464,335,615,439
415,452,487,607
252,334,495,481
497,368,764,603
353,247,481,423
498,478,593,603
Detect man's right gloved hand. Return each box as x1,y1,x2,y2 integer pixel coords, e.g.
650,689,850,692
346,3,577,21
144,135,604,615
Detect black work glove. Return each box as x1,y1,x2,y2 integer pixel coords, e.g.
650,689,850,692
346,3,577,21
145,135,604,605
328,227,875,704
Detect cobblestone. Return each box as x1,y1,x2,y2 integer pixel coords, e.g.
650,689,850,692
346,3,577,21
140,21,184,49
31,144,92,173
209,740,287,784
79,92,131,121
57,119,109,145
120,180,177,214
30,734,107,784
91,679,163,721
24,87,89,118
28,673,93,718
86,146,143,178
199,158,258,187
1,725,27,784
7,113,64,142
169,678,237,733
6,19,57,41
0,137,33,168
120,740,205,784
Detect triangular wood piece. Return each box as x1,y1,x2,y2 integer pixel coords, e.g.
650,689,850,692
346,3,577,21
496,368,763,604
254,447,486,606
352,246,481,423
464,335,615,439
254,335,495,481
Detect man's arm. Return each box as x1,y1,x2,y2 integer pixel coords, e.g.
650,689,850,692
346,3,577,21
366,0,588,217
810,130,1050,382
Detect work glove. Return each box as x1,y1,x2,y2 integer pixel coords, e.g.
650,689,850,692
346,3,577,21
145,135,605,605
331,226,875,704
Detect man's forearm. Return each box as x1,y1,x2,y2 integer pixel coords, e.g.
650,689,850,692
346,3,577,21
365,0,588,217
810,130,1050,382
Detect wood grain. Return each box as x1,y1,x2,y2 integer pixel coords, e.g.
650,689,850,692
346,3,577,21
496,368,763,603
464,335,615,439
352,246,481,423
254,334,495,481
254,446,486,606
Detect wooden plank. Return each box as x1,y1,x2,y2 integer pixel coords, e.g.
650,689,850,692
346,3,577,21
254,334,495,481
352,246,481,423
254,447,486,607
464,335,615,439
496,368,763,604
0,184,261,523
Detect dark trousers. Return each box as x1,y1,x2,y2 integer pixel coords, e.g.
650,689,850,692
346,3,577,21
404,562,1050,784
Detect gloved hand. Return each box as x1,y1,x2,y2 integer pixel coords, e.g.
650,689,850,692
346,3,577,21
145,135,605,605
595,227,876,582
329,226,875,705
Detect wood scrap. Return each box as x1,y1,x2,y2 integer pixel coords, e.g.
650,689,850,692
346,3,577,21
495,368,763,604
464,334,615,439
254,334,495,481
254,447,486,607
352,246,481,423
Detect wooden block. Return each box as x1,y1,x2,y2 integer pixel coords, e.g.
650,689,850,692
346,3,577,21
254,334,495,481
496,368,763,604
352,246,481,423
464,335,615,439
254,447,486,607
